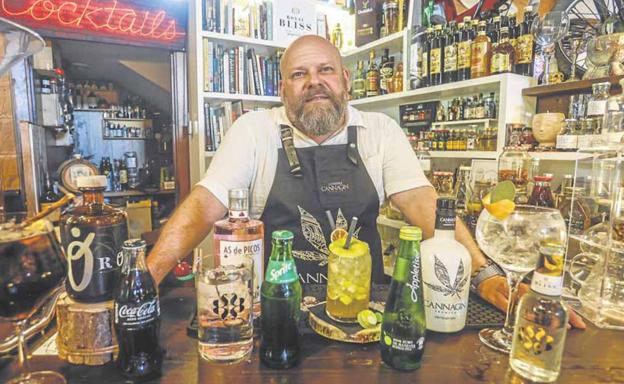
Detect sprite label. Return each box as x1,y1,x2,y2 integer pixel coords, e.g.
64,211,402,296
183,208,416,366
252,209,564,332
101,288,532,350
265,260,298,284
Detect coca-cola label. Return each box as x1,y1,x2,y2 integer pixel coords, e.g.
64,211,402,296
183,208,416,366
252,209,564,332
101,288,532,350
115,299,160,329
61,222,127,301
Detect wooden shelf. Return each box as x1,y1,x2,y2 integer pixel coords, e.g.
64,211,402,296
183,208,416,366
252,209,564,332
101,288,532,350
342,30,405,59
202,31,288,49
203,92,281,104
104,190,175,198
432,119,497,127
522,76,624,97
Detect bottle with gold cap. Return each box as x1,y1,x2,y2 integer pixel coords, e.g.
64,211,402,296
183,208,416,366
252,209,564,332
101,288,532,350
381,226,426,371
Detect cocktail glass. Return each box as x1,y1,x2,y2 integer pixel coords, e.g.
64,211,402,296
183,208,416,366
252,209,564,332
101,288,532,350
326,238,372,323
531,11,569,85
0,216,67,383
475,206,567,353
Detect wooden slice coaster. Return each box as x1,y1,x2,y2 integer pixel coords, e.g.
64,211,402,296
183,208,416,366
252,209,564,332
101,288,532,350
307,302,381,344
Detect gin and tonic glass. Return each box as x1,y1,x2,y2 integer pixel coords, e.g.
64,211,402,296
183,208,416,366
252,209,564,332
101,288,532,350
476,206,567,353
531,11,569,85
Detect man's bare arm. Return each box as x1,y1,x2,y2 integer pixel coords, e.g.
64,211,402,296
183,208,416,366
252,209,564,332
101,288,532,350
389,186,487,272
147,186,227,284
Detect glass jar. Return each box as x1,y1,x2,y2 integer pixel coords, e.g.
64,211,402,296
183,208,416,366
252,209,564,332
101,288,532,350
557,187,592,235
433,171,454,196
586,81,611,119
383,0,400,35
603,79,624,143
464,180,493,236
498,148,532,203
528,175,555,208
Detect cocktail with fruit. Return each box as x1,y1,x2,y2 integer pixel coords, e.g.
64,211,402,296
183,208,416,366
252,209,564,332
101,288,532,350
326,237,372,323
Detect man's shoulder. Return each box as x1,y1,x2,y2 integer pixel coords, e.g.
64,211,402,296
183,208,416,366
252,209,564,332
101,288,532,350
229,107,280,137
351,107,396,129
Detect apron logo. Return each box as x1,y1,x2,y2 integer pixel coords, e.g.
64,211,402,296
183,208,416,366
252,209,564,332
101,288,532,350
320,181,350,193
293,206,361,267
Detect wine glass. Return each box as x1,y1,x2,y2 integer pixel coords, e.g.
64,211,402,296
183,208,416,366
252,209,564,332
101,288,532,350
531,11,570,85
0,217,67,383
475,206,567,353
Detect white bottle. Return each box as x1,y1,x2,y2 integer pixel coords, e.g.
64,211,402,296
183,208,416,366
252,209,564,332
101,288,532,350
421,198,471,332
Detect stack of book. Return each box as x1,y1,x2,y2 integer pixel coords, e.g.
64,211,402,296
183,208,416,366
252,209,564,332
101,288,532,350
203,101,246,151
203,0,273,40
203,41,282,96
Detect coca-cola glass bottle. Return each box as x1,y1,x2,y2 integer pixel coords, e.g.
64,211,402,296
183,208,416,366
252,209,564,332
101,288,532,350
60,175,128,302
114,239,162,381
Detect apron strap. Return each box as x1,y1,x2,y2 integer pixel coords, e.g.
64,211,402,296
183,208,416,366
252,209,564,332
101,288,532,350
279,125,302,177
347,125,359,166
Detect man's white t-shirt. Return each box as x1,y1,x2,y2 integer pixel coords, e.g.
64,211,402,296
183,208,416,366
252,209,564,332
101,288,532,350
197,105,431,218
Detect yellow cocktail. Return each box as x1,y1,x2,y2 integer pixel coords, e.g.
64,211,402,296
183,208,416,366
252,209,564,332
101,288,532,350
326,238,372,323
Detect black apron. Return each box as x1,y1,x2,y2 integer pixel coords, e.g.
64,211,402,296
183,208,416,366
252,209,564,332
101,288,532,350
259,125,385,285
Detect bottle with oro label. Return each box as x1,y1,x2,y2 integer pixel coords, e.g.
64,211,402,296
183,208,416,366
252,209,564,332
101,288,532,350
421,198,471,333
510,242,569,383
381,226,427,371
260,230,302,369
60,175,128,303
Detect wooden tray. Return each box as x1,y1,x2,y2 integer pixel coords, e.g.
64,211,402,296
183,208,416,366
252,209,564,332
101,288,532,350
307,302,382,344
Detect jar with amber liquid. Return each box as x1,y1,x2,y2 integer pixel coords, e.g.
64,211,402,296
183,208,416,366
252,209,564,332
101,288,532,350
498,148,532,203
60,175,128,303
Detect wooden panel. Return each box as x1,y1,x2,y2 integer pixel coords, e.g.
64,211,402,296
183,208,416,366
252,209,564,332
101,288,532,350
0,74,19,191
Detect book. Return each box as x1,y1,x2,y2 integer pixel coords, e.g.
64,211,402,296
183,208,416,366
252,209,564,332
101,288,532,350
273,0,317,45
203,0,274,40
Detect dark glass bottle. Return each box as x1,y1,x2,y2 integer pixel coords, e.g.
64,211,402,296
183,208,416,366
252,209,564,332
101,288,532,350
456,21,472,81
60,175,128,303
443,22,457,83
515,6,535,76
421,28,433,88
429,24,444,86
381,226,426,371
491,27,515,74
528,175,555,208
260,230,302,369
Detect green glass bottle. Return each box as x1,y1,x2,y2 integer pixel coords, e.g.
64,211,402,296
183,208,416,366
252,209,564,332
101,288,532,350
259,230,302,369
380,226,427,371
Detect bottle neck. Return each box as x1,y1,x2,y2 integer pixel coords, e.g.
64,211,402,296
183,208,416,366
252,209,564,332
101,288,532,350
122,247,148,275
434,209,456,238
395,238,421,281
269,239,293,262
228,197,249,220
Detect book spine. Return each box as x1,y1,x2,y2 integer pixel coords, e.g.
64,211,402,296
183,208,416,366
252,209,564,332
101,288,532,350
249,48,261,95
204,102,214,151
238,46,244,94
210,106,219,150
223,49,230,94
217,45,224,92
203,40,211,91
256,54,265,96
267,1,273,41
229,48,236,93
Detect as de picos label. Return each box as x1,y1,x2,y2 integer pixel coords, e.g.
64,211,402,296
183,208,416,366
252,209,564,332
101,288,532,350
115,299,160,329
265,260,298,284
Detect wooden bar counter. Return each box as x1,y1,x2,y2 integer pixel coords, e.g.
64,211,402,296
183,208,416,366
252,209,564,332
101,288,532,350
1,287,622,383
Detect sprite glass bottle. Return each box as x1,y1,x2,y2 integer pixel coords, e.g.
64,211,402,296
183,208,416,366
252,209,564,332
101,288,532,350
260,230,302,369
380,226,427,370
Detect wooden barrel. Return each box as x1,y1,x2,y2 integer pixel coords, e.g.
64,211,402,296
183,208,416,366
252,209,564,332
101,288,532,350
56,292,118,365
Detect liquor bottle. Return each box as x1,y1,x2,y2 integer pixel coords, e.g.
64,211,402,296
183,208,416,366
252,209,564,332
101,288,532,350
421,28,433,87
260,230,302,369
214,188,264,315
443,22,457,83
392,62,403,93
421,198,471,333
429,24,444,86
490,16,501,47
510,242,568,382
491,27,515,74
515,6,535,76
471,21,492,79
119,160,128,190
508,12,518,48
381,226,426,371
379,49,394,95
60,175,128,303
40,172,62,222
456,22,472,81
114,239,163,381
528,175,555,208
352,60,367,99
366,50,380,97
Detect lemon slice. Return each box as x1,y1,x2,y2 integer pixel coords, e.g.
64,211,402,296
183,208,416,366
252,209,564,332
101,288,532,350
483,194,515,221
357,309,378,329
375,312,383,324
331,228,348,242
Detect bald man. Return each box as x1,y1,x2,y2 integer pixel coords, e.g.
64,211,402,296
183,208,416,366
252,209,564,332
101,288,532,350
146,35,584,329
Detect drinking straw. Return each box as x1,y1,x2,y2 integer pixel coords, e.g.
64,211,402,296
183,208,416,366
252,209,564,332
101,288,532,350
344,217,358,249
326,210,336,230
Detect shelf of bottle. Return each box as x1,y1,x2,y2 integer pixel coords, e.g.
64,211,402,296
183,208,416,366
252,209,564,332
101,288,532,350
341,30,405,59
203,92,282,104
431,119,497,128
104,190,175,198
74,108,114,112
102,137,148,141
429,151,498,159
522,75,624,97
104,117,151,122
202,31,288,49
349,73,524,108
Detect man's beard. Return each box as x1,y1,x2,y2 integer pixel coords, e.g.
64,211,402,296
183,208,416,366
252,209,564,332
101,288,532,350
285,86,347,137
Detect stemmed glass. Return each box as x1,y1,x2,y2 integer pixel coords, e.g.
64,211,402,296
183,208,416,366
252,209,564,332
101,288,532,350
475,206,567,353
1,217,67,383
531,11,570,85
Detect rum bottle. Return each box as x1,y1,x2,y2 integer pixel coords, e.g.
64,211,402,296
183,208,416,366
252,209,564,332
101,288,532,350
429,24,444,86
470,21,491,79
515,6,535,76
214,188,265,315
366,50,380,97
443,22,457,84
491,27,515,74
510,242,568,383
